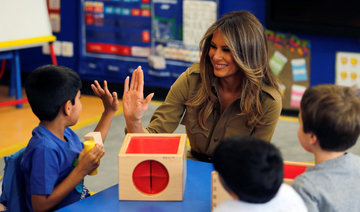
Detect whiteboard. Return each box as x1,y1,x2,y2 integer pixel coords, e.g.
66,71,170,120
0,0,55,51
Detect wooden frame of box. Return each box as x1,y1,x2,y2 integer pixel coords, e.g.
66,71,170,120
118,133,187,201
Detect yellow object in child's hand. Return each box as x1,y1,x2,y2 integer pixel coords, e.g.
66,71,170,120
83,140,98,175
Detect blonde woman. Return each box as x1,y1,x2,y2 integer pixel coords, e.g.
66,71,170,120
123,10,282,162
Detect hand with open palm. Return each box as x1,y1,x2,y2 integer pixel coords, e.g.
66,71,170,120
122,66,154,132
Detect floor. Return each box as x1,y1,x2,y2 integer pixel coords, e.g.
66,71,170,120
1,85,360,193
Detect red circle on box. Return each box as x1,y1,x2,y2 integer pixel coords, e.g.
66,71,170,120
132,160,169,194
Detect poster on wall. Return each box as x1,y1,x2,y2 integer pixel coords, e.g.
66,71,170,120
266,30,311,111
335,52,360,87
151,0,217,79
47,0,61,33
78,0,218,88
79,0,153,84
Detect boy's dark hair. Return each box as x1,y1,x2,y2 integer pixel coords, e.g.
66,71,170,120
212,136,283,203
300,84,360,151
25,65,82,121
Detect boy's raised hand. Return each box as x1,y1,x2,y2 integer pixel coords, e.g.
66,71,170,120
77,144,105,176
122,66,154,132
91,80,119,113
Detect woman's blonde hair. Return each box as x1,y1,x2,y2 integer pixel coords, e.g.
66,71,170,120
186,10,279,129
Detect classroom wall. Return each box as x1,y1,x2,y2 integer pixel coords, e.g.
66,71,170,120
18,0,360,86
220,0,360,86
19,1,80,73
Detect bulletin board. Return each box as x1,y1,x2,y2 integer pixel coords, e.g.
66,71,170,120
266,30,311,111
0,0,55,52
78,0,218,87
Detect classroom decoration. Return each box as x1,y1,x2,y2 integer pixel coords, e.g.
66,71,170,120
291,58,307,82
270,51,287,75
290,84,306,108
266,29,311,111
47,0,61,33
78,0,218,87
183,0,217,47
335,52,360,87
118,133,187,201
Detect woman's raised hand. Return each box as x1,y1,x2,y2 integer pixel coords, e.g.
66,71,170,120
122,66,154,132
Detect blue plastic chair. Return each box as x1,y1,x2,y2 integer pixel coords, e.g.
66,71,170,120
0,148,27,211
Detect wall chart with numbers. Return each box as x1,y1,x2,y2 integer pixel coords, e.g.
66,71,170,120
79,0,218,88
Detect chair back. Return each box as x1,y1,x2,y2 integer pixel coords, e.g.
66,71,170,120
283,161,314,185
0,148,28,211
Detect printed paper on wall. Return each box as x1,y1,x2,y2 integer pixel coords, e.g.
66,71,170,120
270,50,288,75
290,84,306,108
291,58,307,82
335,52,360,87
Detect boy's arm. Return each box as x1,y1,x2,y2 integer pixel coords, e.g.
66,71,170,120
31,145,104,212
91,80,119,143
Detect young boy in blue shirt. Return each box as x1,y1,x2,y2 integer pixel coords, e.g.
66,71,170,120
20,65,119,211
292,84,360,212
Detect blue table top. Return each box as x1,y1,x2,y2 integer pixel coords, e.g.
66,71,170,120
57,160,214,212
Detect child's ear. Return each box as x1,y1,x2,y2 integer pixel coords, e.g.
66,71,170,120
63,100,72,116
309,133,319,145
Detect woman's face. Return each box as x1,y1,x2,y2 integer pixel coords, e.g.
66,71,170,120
209,30,240,79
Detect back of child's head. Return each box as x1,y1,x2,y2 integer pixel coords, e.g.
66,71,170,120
212,136,283,203
300,84,360,151
25,65,82,121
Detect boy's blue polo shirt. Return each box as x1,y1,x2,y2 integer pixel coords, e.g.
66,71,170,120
21,124,84,211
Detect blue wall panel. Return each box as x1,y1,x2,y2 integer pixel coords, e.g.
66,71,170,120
17,0,360,86
219,0,360,86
